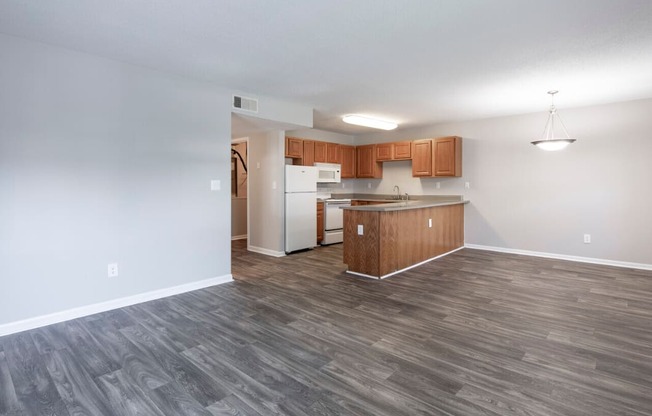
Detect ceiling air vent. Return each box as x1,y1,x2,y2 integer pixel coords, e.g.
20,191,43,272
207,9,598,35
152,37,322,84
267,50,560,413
232,95,258,113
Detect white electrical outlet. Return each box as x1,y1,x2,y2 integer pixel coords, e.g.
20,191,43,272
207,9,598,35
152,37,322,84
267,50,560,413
465,182,471,189
342,182,346,188
428,218,432,228
436,182,441,189
108,263,118,277
256,162,260,169
584,234,591,244
272,181,277,190
367,183,371,189
210,180,221,191
357,225,364,235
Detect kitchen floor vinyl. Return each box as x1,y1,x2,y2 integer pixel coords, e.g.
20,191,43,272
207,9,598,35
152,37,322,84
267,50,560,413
1,241,652,415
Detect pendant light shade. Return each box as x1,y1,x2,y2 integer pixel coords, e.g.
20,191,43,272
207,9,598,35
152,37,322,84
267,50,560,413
531,91,576,151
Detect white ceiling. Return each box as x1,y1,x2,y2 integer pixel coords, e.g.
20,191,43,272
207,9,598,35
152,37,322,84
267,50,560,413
1,0,651,134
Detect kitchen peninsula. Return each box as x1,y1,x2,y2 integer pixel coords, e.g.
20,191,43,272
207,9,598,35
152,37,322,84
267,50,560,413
342,196,467,278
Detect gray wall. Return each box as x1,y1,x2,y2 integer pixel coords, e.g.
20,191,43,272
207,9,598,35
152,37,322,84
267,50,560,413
247,130,286,255
231,198,247,239
286,128,355,145
0,35,232,325
356,98,652,265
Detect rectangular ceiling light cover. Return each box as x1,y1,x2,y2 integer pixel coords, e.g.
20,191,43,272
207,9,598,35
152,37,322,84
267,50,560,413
342,114,397,130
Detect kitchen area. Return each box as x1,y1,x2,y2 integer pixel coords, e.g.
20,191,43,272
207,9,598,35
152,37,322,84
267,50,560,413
282,133,468,279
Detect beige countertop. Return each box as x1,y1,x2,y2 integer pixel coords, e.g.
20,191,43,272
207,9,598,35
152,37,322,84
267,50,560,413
342,199,468,212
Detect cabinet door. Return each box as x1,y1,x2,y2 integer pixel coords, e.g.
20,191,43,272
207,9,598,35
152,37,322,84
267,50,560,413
326,143,340,164
357,145,382,178
317,202,324,243
302,140,315,167
375,143,392,161
340,145,356,178
433,136,462,177
393,141,412,160
314,141,327,163
356,145,374,178
411,139,433,177
285,137,303,158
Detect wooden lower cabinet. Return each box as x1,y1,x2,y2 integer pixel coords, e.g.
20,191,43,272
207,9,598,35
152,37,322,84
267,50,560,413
316,201,324,244
343,204,464,278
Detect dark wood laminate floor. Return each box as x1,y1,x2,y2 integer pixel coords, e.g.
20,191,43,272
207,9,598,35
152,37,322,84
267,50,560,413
2,241,652,415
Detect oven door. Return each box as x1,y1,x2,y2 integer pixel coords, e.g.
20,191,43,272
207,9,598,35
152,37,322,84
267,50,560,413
325,203,344,230
322,200,350,245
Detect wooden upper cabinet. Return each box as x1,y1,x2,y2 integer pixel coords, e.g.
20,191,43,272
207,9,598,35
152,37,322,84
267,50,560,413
289,136,460,177
411,139,433,177
302,140,315,167
376,141,412,161
340,145,356,178
314,141,327,163
327,142,341,164
285,137,303,159
433,136,462,177
375,143,393,161
356,144,382,178
393,141,412,160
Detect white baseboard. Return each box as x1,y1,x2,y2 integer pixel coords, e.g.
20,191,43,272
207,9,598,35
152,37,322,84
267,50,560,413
247,245,286,257
0,274,233,337
231,234,247,241
465,244,652,271
346,246,465,279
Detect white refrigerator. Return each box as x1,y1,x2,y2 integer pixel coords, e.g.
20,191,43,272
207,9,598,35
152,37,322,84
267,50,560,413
285,165,317,253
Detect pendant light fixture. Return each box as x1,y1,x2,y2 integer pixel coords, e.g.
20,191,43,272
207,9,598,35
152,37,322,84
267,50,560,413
531,90,576,151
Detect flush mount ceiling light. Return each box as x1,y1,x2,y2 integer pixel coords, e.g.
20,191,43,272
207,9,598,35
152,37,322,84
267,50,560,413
531,90,577,151
342,114,398,130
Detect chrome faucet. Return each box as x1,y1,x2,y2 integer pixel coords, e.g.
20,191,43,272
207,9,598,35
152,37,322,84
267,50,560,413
393,185,400,200
404,192,409,201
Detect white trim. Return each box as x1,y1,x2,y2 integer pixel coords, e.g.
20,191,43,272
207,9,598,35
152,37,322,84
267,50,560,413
346,246,465,279
465,244,652,271
0,274,233,337
247,245,286,257
231,234,247,241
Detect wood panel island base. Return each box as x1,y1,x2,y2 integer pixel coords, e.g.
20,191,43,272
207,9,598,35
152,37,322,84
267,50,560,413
343,201,466,278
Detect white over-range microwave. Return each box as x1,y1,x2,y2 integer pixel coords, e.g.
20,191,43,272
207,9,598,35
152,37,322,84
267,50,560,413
314,163,341,183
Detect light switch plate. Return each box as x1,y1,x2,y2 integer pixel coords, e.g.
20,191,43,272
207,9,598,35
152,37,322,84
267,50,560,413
357,225,364,235
210,180,221,191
